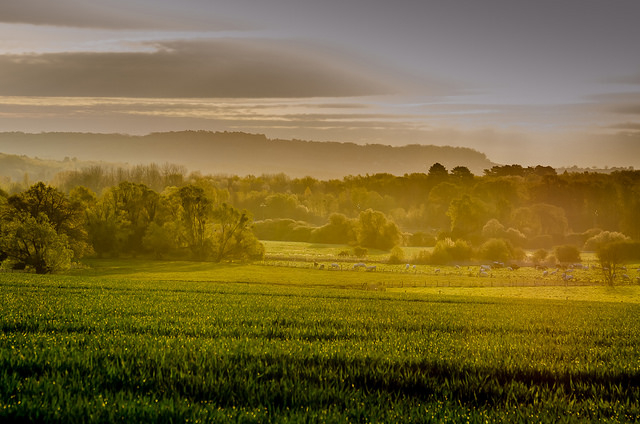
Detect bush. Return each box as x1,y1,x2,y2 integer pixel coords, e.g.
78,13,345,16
532,249,548,265
253,219,313,242
356,209,401,251
430,238,472,265
412,250,431,265
388,246,406,264
406,231,436,247
310,213,357,244
554,245,581,264
478,238,514,263
352,246,368,258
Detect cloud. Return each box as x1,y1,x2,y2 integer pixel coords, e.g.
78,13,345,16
585,92,640,118
611,105,640,116
0,39,396,98
0,0,232,30
607,122,640,132
606,70,640,85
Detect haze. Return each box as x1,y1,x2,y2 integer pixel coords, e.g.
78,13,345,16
0,0,639,169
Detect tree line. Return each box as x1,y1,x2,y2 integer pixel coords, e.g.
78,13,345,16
51,162,640,243
0,182,264,273
1,162,640,275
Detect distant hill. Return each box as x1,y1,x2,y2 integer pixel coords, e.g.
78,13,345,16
0,131,496,179
0,152,117,186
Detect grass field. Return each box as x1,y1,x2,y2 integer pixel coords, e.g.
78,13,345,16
2,253,640,422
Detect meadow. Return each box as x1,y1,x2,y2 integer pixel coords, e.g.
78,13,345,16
1,246,640,423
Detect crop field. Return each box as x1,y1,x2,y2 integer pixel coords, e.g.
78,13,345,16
2,257,640,423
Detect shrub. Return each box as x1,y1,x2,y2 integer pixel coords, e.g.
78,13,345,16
356,209,401,250
412,250,431,265
388,246,406,264
532,249,548,265
430,238,472,265
597,240,640,285
478,238,514,263
253,219,313,242
406,231,436,247
310,213,357,244
352,246,368,258
554,245,581,264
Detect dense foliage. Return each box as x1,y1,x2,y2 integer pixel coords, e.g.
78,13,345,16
2,163,640,270
47,163,640,244
0,182,264,272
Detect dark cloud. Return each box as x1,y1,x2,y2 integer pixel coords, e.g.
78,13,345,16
0,39,394,98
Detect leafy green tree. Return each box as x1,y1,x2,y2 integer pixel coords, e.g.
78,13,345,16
451,166,474,181
532,249,548,265
388,246,406,264
428,162,448,179
108,182,159,254
356,209,401,250
142,221,181,259
426,182,459,229
310,213,356,244
430,238,472,265
7,182,89,258
584,231,629,252
482,219,526,247
212,203,264,262
478,238,515,263
447,195,488,240
263,193,310,221
85,191,126,257
597,241,640,286
177,185,213,259
554,245,581,264
0,212,73,273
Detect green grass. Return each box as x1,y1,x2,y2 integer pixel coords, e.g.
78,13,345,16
261,240,428,262
2,260,640,422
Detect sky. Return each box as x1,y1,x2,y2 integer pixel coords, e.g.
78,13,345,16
0,0,639,168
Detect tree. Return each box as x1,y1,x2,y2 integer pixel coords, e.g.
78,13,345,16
177,185,213,259
388,246,406,264
310,213,356,244
451,166,474,181
142,221,181,259
428,162,448,179
0,212,73,273
584,231,629,252
478,238,515,263
85,191,127,258
447,195,488,240
532,249,548,265
107,182,159,254
7,182,89,258
554,245,581,264
430,238,472,265
212,203,264,262
356,209,401,250
597,241,640,286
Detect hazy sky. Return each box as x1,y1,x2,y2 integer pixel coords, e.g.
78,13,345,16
0,0,639,168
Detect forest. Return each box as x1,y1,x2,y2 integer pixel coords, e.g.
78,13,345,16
1,162,640,273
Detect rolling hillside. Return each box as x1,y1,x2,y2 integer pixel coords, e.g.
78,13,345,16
0,131,496,179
